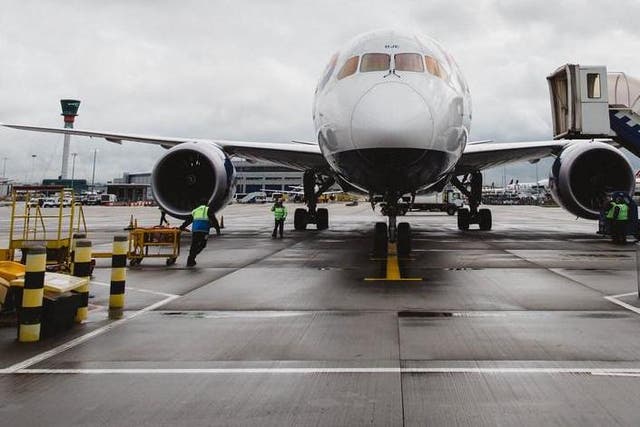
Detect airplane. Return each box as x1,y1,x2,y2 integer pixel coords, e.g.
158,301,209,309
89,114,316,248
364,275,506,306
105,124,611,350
2,29,635,256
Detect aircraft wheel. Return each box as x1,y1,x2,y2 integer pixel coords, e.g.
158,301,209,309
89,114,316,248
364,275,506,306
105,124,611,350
397,222,411,255
373,222,388,256
317,208,329,230
294,208,307,230
478,208,492,231
457,208,470,231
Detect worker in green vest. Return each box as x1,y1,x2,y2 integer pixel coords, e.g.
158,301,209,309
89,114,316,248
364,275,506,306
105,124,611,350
271,198,287,238
606,195,629,244
180,200,220,266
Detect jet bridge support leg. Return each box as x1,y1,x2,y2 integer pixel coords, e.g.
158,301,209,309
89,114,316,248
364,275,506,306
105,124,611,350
294,170,334,231
452,172,492,231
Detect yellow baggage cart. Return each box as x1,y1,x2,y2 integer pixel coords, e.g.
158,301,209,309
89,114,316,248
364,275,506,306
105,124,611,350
128,226,181,266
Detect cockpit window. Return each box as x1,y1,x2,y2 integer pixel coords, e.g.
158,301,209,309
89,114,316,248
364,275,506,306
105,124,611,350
360,53,390,72
425,56,442,78
337,56,359,80
318,53,338,91
394,53,424,72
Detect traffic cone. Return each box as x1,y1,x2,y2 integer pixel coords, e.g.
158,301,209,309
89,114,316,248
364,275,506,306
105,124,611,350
220,216,224,229
124,215,135,230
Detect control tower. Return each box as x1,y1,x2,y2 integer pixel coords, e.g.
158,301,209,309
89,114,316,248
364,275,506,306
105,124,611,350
60,99,81,179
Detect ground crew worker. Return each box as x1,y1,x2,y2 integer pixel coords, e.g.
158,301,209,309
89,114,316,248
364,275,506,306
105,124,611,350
606,195,629,244
271,199,287,238
180,200,221,266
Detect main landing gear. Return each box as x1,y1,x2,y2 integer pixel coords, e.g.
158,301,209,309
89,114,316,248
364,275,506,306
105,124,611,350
294,170,334,231
451,171,492,231
373,196,412,257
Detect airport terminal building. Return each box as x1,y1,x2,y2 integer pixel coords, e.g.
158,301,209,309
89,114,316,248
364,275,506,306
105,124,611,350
109,159,304,202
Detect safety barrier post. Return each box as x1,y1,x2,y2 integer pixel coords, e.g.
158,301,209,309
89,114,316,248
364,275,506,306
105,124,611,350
18,246,46,342
109,236,128,319
70,232,86,272
72,240,92,322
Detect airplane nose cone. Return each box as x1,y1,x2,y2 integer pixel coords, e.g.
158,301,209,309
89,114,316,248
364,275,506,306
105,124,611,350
351,82,433,150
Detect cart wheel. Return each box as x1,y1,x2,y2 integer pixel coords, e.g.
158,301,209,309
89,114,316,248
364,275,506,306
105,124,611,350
166,257,176,266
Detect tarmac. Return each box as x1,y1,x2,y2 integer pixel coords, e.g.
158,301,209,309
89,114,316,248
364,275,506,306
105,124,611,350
2,203,640,426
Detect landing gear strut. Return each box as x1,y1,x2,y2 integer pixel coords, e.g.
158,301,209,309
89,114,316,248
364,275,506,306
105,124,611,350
451,172,492,231
373,194,412,256
294,170,334,231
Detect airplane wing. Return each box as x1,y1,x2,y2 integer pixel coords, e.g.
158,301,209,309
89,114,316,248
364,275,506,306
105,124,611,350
0,123,327,171
456,139,572,174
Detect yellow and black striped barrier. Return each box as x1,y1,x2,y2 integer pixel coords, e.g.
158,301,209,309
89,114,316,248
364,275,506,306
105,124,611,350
72,240,92,323
18,246,46,342
69,232,86,273
109,235,128,319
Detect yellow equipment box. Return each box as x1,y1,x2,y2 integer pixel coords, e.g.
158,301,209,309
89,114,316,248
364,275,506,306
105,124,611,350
10,272,89,294
0,261,26,281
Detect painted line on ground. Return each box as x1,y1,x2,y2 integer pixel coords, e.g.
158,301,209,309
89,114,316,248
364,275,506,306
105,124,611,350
1,294,179,374
604,292,640,315
6,367,640,376
91,281,177,298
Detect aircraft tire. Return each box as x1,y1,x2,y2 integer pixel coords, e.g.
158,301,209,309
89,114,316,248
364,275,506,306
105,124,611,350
478,208,492,231
373,222,388,256
294,208,307,231
317,208,329,230
397,222,411,255
457,208,470,231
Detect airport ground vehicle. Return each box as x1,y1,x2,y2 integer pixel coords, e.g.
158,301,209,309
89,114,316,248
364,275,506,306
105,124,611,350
401,190,464,215
100,194,117,205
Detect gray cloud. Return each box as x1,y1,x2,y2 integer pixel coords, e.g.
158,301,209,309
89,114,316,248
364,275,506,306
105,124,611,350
1,0,638,185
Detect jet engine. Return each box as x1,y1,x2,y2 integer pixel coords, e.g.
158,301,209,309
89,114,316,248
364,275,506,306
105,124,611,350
151,142,236,219
549,141,634,219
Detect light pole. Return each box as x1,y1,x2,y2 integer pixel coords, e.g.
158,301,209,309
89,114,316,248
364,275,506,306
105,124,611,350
30,154,37,184
535,162,539,199
91,149,98,190
71,152,78,193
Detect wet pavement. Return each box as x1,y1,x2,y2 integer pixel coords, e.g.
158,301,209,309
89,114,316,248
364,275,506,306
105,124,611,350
1,203,640,426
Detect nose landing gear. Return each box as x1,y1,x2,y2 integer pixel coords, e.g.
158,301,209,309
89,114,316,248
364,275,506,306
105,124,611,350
373,197,412,256
452,171,492,231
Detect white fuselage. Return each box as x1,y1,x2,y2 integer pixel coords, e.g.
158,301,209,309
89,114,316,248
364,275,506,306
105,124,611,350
313,30,472,196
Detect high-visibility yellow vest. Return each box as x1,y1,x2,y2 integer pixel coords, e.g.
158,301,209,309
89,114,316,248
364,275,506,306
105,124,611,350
273,206,287,220
617,203,629,221
192,205,209,220
191,205,210,232
606,202,629,221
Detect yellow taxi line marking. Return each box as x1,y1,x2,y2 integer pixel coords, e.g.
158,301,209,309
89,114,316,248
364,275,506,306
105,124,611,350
365,243,422,281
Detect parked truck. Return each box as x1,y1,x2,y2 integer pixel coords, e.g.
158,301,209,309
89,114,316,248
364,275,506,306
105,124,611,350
401,189,464,215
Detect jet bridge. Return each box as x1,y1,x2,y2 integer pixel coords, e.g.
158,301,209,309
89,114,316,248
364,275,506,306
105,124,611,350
548,64,640,157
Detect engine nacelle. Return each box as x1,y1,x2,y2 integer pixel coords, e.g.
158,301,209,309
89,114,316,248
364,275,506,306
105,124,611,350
549,141,634,219
151,142,236,219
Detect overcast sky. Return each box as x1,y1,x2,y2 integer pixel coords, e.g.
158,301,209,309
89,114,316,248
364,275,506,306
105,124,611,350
2,0,639,185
